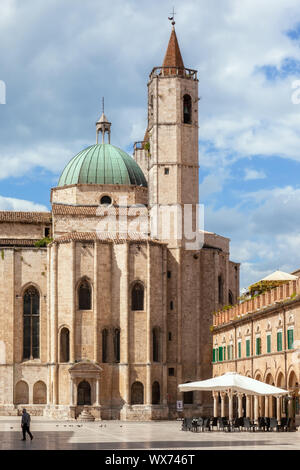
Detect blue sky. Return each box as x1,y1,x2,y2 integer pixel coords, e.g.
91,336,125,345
2,0,300,289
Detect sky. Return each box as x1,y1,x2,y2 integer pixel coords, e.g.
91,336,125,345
1,0,300,289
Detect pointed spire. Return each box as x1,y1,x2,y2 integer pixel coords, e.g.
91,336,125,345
162,26,184,69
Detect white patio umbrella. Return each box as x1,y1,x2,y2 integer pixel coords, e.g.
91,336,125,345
261,270,298,282
178,372,288,422
178,372,288,396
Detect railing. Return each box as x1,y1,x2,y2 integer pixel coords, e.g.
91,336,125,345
149,66,198,80
213,279,299,327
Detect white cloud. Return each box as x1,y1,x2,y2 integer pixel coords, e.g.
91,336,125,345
244,168,266,180
0,195,48,211
1,0,300,293
0,142,83,180
204,184,300,289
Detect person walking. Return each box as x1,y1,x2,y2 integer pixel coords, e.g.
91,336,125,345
21,408,33,441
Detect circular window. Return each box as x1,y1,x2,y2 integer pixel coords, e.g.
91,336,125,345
100,195,112,206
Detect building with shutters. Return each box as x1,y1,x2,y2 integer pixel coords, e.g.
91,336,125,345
211,275,300,421
0,24,239,420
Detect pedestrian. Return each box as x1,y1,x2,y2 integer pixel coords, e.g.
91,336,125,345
21,408,33,441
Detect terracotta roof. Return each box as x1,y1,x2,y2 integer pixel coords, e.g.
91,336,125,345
53,231,165,245
52,204,147,217
162,27,184,69
0,211,52,224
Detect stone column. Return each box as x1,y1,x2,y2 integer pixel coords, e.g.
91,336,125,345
254,395,259,423
213,392,219,417
220,392,226,417
228,391,233,422
70,378,74,406
195,253,201,409
70,240,76,363
51,243,58,404
265,396,269,417
47,245,51,364
287,395,296,430
120,243,130,405
176,249,183,401
146,242,151,406
269,396,274,417
93,241,99,362
259,396,264,417
162,246,168,406
246,395,251,418
276,397,281,424
238,393,243,418
95,378,100,406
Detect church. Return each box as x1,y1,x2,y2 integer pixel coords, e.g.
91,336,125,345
0,24,239,420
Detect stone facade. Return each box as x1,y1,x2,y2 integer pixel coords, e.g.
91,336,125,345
0,27,239,420
212,277,300,422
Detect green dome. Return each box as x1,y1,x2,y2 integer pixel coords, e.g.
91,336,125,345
58,144,147,188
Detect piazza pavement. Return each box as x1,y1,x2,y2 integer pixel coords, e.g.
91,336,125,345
0,417,299,451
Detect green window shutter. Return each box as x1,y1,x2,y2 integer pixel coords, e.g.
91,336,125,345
238,342,241,358
213,348,216,363
246,339,250,357
288,330,294,350
256,337,261,355
267,335,271,353
219,346,223,362
227,345,230,360
223,346,226,361
277,332,282,352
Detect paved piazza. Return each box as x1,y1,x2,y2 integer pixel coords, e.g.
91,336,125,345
0,417,299,450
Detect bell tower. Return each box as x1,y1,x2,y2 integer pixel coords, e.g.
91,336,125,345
146,23,199,247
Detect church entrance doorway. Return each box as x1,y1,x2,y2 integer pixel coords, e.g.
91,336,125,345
77,380,91,405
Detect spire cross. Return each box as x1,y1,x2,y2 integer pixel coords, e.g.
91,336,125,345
168,7,176,26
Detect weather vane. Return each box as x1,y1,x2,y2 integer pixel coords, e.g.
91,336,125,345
168,7,176,26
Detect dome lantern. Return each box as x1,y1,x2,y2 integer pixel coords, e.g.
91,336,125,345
96,98,111,144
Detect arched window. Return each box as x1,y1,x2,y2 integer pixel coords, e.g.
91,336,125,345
114,328,120,363
15,380,29,404
33,381,47,404
152,328,160,362
102,329,108,363
228,290,234,306
131,381,144,405
77,380,91,405
183,94,192,124
131,282,144,311
23,286,40,360
60,327,70,363
78,279,91,310
152,381,160,405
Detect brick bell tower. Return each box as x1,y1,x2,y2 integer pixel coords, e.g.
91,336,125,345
146,23,199,248
144,23,206,414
